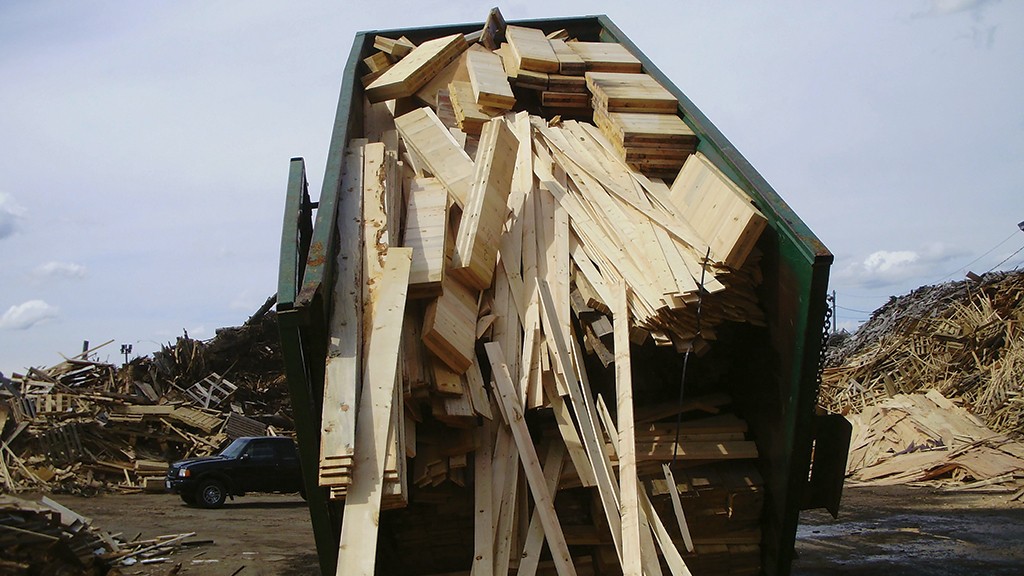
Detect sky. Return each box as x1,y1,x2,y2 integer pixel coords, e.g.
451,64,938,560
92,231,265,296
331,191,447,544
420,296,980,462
1,0,1022,375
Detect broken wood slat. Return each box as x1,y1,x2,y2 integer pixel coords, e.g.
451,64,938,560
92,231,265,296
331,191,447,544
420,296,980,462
506,25,560,73
363,51,393,74
516,440,567,576
549,39,586,75
451,118,519,290
466,49,515,110
395,107,475,208
449,80,494,135
321,139,367,488
668,152,767,270
336,248,412,574
366,34,468,102
614,283,642,576
566,42,643,73
585,72,677,114
484,342,577,576
404,177,449,298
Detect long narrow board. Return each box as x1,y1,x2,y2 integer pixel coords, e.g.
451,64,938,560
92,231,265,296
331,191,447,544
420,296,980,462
366,34,467,102
336,247,412,576
452,118,519,290
567,42,642,73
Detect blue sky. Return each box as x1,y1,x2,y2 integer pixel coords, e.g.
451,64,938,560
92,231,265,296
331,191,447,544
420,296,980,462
1,0,1022,374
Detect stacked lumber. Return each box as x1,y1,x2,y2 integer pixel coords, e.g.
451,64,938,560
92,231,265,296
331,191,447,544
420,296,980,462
0,494,207,572
362,18,705,177
0,299,293,495
320,15,774,576
821,271,1024,437
844,390,1024,496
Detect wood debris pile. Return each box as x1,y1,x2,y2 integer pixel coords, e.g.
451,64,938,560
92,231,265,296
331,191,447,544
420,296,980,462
0,298,289,495
318,11,771,576
821,270,1024,437
0,494,206,574
844,390,1024,496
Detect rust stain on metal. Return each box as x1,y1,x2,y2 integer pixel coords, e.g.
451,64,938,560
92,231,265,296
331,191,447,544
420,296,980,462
307,241,327,267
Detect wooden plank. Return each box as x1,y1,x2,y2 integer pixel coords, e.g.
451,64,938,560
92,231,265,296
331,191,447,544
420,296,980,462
549,39,586,75
449,80,494,135
422,272,479,374
403,177,448,298
662,464,694,553
465,352,494,419
472,418,496,576
321,139,366,487
467,49,515,110
374,35,416,58
395,106,474,208
668,152,767,269
363,51,393,74
516,441,567,576
585,72,677,114
366,34,468,102
506,25,560,73
451,118,519,290
484,342,578,576
336,247,412,575
567,42,642,73
614,283,642,576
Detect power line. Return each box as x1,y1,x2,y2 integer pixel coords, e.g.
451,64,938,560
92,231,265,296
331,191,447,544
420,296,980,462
836,304,874,315
938,229,1020,281
984,241,1024,275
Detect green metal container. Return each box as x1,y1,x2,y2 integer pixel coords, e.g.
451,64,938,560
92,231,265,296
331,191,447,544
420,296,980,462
278,14,845,576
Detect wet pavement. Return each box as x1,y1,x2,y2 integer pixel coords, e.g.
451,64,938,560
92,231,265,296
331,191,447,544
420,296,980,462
792,485,1024,575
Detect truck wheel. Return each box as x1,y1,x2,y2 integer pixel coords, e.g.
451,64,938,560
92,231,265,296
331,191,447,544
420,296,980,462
180,491,196,505
197,479,227,508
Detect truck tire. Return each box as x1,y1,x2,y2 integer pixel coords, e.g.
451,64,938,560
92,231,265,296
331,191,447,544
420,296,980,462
180,491,196,505
197,479,227,508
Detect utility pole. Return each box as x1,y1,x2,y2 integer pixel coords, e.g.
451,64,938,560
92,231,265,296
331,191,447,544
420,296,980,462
120,343,133,366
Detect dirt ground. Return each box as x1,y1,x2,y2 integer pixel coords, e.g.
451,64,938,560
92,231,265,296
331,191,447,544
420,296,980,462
36,484,1024,576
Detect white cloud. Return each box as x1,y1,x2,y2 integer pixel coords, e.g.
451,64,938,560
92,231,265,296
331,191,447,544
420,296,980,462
917,0,1000,18
0,193,25,240
33,261,88,279
863,250,919,273
0,300,59,330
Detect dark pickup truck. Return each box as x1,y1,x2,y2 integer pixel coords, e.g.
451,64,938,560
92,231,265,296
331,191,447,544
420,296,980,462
165,436,304,508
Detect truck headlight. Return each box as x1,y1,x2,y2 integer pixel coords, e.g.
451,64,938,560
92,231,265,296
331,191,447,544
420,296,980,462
178,469,190,478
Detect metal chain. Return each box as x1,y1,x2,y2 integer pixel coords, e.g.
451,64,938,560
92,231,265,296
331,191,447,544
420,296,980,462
816,295,835,390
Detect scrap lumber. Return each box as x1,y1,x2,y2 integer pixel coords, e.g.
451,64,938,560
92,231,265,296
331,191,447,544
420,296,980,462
423,272,480,374
549,39,586,75
336,248,412,574
567,42,642,73
366,33,468,102
404,177,449,298
395,107,475,208
466,49,516,110
506,25,560,73
668,152,767,269
452,117,519,290
585,72,677,114
449,80,494,135
374,35,416,58
614,283,642,576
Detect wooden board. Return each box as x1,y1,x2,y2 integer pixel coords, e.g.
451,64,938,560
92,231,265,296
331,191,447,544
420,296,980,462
566,42,642,73
422,273,479,374
374,35,416,58
668,153,767,269
614,283,642,576
403,177,448,298
366,34,468,102
585,72,677,114
466,49,515,110
395,106,475,208
448,80,493,135
506,25,560,73
451,118,519,290
550,39,586,75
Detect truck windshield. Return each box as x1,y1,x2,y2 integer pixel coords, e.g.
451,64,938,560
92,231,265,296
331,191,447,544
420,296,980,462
218,438,248,459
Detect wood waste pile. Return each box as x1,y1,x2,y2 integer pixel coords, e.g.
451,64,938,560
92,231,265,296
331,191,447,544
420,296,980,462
0,297,290,495
318,10,771,576
822,270,1024,493
0,494,207,574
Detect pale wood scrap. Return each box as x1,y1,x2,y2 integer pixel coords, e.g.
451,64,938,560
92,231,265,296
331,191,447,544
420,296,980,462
585,72,677,114
472,418,496,576
449,80,494,136
363,51,393,74
374,35,416,58
395,106,475,208
668,152,767,269
404,177,448,298
614,283,642,576
422,272,480,374
549,39,586,75
662,463,695,553
451,118,519,290
516,441,567,576
485,342,577,576
506,25,560,73
466,49,515,110
366,34,468,102
567,42,643,73
336,247,412,575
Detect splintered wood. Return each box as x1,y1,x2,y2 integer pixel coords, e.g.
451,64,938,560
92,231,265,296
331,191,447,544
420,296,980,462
325,18,773,576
